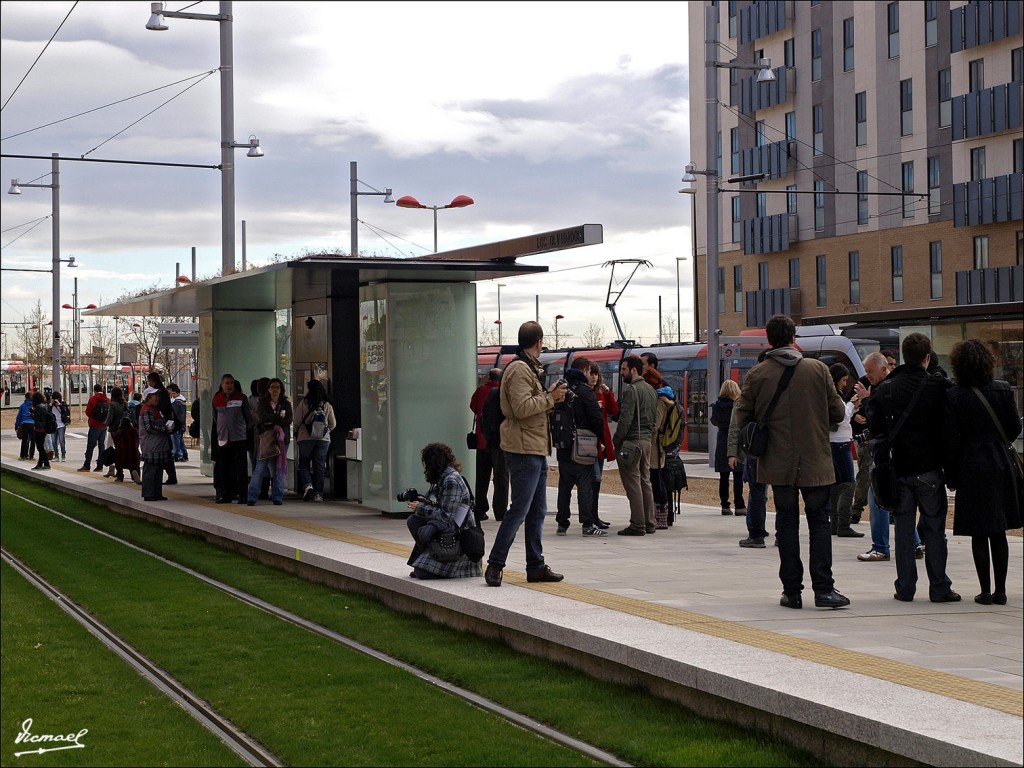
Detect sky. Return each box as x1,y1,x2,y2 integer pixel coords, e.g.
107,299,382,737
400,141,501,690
0,1,695,352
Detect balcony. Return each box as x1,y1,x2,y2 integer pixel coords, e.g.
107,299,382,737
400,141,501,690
952,173,1024,227
739,139,795,181
742,213,796,255
951,81,1024,140
951,0,1021,52
738,0,790,44
734,67,792,115
746,288,802,328
955,265,1024,305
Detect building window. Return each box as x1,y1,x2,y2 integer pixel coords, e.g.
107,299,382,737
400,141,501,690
814,180,825,231
971,147,986,181
757,192,767,218
784,38,795,69
756,120,767,147
888,2,899,58
857,171,869,225
849,251,861,305
758,261,769,290
785,111,796,143
925,1,938,47
938,69,951,129
718,267,726,314
928,156,941,216
1014,138,1023,174
813,104,823,156
728,0,737,38
900,78,912,136
734,265,743,313
732,196,742,243
843,18,855,71
811,28,822,81
731,127,740,174
973,236,989,268
816,255,827,307
969,59,984,93
855,92,867,146
787,184,797,214
788,258,800,289
902,161,914,218
891,246,904,302
929,241,942,299
1013,47,1023,83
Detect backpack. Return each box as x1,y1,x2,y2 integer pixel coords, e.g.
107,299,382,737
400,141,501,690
663,451,688,492
549,401,574,450
59,402,71,424
480,387,504,449
659,399,685,450
126,401,140,428
306,404,330,440
92,399,110,424
43,406,57,435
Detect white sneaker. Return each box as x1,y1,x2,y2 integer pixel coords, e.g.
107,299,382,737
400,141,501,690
303,485,313,501
313,493,324,502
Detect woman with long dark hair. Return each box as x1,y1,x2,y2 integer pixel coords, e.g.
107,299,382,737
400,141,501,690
293,379,336,502
404,442,482,580
246,377,292,505
103,387,127,477
945,339,1022,605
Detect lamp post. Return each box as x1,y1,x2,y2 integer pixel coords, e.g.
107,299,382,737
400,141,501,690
6,153,62,395
349,161,394,257
146,1,263,276
496,282,506,345
685,8,775,465
553,314,564,349
62,277,96,410
395,194,474,253
677,186,698,344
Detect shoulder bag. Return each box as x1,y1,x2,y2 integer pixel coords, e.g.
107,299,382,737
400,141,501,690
616,386,643,467
466,413,478,450
869,377,927,509
971,386,1024,507
257,426,281,459
738,364,797,458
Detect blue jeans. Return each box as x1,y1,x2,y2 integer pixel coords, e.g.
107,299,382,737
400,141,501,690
54,426,67,459
84,426,107,468
171,430,188,460
487,453,548,572
893,470,953,600
248,458,284,503
773,484,834,596
298,440,330,495
745,458,768,539
868,487,921,557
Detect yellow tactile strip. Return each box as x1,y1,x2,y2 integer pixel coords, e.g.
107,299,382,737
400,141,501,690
6,457,1021,719
200,497,1023,718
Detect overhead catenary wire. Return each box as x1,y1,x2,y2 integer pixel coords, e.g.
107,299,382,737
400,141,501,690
0,1,78,114
1,217,51,250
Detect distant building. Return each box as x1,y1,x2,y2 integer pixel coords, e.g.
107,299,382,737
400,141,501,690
687,0,1022,406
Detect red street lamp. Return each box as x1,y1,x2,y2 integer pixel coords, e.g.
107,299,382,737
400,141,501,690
175,275,192,285
395,194,474,253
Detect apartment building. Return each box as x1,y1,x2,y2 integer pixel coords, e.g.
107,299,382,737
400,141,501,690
686,0,1022,395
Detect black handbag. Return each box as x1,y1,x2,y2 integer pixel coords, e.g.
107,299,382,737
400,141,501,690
459,524,485,563
466,414,478,450
971,386,1024,509
427,532,463,562
739,365,796,458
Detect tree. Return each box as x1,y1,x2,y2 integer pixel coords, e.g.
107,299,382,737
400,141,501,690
15,301,51,390
477,320,498,346
660,314,678,344
581,322,606,348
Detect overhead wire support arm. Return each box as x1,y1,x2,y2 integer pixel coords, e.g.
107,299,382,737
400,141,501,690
603,259,652,343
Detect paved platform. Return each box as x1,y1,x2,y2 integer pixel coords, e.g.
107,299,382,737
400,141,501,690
2,432,1021,767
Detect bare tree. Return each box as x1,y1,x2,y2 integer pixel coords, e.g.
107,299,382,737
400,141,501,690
660,313,678,344
477,320,498,346
15,301,51,389
581,322,606,348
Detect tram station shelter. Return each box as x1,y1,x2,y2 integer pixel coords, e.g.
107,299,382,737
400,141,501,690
88,224,602,514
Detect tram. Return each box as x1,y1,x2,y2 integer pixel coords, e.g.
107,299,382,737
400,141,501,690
0,361,146,405
478,326,874,452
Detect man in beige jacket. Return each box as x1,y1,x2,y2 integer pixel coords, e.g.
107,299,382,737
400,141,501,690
484,321,568,587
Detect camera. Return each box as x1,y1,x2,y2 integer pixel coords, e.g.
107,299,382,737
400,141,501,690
396,488,420,503
853,431,873,446
554,378,576,403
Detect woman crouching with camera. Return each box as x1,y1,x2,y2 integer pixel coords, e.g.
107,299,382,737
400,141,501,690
405,442,482,580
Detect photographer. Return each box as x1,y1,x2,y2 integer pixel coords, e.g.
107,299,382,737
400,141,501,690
553,362,606,537
405,443,482,580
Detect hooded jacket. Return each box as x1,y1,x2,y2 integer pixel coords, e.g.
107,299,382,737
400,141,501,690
553,368,604,465
728,347,845,487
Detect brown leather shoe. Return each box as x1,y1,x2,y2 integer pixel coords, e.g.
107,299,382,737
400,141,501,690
526,565,564,583
484,564,503,587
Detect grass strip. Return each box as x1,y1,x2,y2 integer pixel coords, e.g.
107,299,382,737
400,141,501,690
0,561,246,768
1,471,818,767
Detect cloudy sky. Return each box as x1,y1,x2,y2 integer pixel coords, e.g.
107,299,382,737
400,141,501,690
1,1,694,349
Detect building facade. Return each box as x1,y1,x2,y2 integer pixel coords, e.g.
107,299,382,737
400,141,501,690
687,0,1022,405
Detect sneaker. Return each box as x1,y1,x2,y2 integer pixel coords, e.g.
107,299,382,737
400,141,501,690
313,493,324,502
556,526,568,536
302,484,313,501
915,545,926,560
857,550,890,562
617,526,645,536
582,525,607,537
739,537,766,548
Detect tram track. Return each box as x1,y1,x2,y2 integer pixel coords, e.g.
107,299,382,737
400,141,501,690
1,488,631,768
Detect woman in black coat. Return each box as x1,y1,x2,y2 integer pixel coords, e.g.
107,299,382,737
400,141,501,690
710,379,745,515
945,339,1022,606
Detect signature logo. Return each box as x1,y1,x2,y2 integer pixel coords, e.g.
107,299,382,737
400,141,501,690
14,718,88,758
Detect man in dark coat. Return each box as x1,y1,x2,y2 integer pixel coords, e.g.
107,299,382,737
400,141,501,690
867,332,959,603
553,364,606,537
728,314,849,610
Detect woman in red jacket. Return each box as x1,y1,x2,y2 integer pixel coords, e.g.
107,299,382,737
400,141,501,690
584,360,618,530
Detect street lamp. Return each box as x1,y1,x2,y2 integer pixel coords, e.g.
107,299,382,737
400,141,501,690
146,1,264,276
7,152,62,395
496,282,506,345
349,161,394,257
395,194,474,253
62,277,96,408
553,314,564,349
692,7,776,466
677,186,699,344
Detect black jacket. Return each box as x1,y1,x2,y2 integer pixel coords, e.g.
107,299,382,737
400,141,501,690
554,376,604,465
867,364,951,478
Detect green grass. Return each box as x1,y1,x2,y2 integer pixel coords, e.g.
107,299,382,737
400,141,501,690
0,471,820,767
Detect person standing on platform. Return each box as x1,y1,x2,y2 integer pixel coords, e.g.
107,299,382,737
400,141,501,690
139,387,172,501
294,379,336,503
469,368,507,522
212,373,251,504
614,355,658,536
